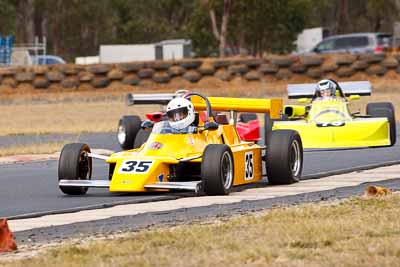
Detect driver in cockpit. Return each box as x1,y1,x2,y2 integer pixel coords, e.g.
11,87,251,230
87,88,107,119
158,97,197,134
315,79,337,99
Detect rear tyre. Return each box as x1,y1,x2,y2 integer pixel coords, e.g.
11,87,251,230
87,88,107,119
266,130,303,185
134,129,151,148
117,115,141,150
201,145,234,195
366,102,396,146
264,112,274,148
58,143,92,195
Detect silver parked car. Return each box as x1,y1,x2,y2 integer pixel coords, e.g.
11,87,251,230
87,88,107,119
311,32,392,54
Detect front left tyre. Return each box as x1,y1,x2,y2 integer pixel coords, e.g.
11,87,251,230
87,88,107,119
58,143,92,195
201,144,234,195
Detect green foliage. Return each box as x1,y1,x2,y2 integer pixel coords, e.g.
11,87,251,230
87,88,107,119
0,0,16,35
186,2,218,57
231,0,311,54
0,0,398,59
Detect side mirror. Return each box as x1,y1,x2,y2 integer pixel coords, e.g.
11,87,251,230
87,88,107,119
349,95,360,101
141,120,154,130
284,105,306,119
126,93,134,106
298,98,309,104
203,121,219,131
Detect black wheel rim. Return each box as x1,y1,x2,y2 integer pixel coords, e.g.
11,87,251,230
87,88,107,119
221,151,233,189
78,150,91,180
289,140,301,177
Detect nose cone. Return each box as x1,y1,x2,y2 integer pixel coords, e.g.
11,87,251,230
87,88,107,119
139,133,205,158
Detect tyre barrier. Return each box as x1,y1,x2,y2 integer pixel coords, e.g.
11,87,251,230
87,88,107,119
0,53,400,90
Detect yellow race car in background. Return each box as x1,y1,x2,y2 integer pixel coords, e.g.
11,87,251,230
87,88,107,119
58,92,303,196
272,80,396,149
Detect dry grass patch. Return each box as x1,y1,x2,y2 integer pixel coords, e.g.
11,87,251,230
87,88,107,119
2,194,400,267
0,94,159,136
0,83,398,137
0,141,70,157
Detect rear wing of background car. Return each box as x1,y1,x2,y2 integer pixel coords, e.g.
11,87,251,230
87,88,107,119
126,92,283,119
287,81,372,99
126,89,189,105
126,93,176,105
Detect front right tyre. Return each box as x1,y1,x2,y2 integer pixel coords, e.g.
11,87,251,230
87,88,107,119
117,115,142,150
265,130,303,185
201,144,234,195
133,129,151,148
58,143,92,195
366,102,396,146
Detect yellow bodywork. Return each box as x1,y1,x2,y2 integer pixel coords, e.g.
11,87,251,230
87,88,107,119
106,96,279,192
274,98,390,148
107,126,262,192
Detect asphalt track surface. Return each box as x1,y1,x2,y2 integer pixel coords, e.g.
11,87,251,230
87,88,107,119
1,127,400,219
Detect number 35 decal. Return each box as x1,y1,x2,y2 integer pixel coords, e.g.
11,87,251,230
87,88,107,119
119,160,153,174
244,152,254,180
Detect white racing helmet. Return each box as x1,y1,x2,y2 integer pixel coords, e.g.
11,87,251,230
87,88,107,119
166,97,195,130
316,79,336,97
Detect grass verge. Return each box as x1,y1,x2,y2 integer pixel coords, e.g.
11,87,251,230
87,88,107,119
2,193,400,266
0,141,70,157
0,90,398,137
0,97,158,136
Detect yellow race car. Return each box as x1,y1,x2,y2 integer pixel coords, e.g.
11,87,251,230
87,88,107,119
58,93,303,196
272,80,396,149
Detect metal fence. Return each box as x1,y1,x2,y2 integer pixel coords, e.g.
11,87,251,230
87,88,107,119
11,36,47,66
0,36,14,65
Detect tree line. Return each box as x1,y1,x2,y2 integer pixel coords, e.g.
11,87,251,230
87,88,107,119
0,0,398,60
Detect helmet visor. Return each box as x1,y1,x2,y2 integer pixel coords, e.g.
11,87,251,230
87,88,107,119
320,88,332,97
167,107,188,122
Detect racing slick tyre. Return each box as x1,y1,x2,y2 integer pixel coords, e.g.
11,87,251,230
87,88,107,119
201,144,234,195
266,130,303,185
264,112,274,147
239,113,258,123
134,129,151,148
117,115,141,150
58,143,92,195
366,102,396,146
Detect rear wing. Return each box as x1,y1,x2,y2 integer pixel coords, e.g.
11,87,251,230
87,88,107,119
287,81,372,99
125,93,283,119
191,96,282,119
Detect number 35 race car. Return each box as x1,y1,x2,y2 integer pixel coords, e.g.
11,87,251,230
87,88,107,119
58,93,303,196
272,80,396,149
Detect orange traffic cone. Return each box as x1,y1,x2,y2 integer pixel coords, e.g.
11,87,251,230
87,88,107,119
365,185,392,197
0,218,17,252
